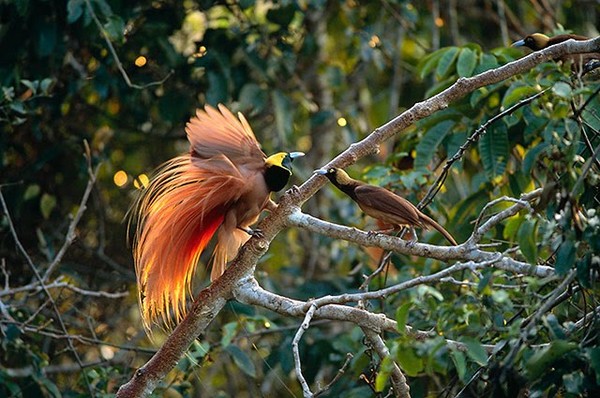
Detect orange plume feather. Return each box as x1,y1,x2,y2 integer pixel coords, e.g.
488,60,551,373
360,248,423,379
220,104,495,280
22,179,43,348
133,104,270,330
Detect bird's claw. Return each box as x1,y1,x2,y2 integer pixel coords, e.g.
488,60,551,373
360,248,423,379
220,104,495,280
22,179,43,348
287,185,300,195
250,228,264,238
367,230,380,237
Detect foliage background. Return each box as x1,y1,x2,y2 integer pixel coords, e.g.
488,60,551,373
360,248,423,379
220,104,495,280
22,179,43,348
1,0,599,396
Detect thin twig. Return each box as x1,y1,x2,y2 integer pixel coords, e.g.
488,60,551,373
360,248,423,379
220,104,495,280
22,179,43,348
292,303,318,398
314,353,354,397
43,165,100,281
419,89,548,209
83,0,173,90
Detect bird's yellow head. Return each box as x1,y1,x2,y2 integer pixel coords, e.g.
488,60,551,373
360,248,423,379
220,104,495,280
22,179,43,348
512,33,550,51
264,152,304,192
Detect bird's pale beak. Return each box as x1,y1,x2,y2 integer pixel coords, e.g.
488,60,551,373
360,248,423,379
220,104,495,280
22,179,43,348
314,169,328,175
289,152,305,159
511,39,525,47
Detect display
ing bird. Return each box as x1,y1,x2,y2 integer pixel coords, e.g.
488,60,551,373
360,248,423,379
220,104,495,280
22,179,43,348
316,168,457,245
133,104,303,329
512,33,600,73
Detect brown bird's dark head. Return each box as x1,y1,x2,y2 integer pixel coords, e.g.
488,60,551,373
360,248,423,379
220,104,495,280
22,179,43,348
512,33,550,51
315,167,354,185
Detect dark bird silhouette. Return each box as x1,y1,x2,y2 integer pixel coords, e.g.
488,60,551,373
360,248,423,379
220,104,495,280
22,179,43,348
512,33,600,73
316,168,457,245
133,104,303,328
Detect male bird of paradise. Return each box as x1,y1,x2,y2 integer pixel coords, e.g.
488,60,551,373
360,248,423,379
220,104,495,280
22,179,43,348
133,104,303,329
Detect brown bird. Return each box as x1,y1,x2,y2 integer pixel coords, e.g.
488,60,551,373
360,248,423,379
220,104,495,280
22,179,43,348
316,168,457,245
133,104,303,329
512,33,600,73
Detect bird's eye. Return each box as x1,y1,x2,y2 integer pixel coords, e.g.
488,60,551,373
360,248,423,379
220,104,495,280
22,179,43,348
328,168,335,173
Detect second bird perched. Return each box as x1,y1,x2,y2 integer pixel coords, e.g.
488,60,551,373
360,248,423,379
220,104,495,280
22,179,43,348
133,104,303,329
316,168,457,246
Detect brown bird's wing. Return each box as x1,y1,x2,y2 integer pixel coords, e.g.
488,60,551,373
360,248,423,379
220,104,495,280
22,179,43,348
353,184,423,227
186,104,266,165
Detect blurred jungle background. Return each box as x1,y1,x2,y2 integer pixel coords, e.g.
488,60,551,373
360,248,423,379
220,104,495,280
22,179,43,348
1,0,599,396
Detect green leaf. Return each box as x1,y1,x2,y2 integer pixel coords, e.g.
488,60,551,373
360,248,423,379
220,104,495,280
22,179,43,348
103,15,125,41
21,79,39,94
226,345,257,378
456,48,477,77
266,4,297,26
501,85,539,109
396,347,424,377
220,322,238,347
525,340,577,380
67,0,85,23
517,219,538,264
415,120,454,169
555,240,576,276
24,184,41,200
588,347,600,383
395,302,412,335
503,215,523,241
40,78,53,95
435,47,460,79
552,81,572,99
450,349,467,381
462,337,488,366
40,193,57,220
374,356,392,392
523,142,549,175
478,122,508,179
417,48,446,79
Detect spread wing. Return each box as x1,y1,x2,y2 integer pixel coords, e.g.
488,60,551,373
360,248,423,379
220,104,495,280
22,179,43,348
186,104,266,165
353,184,423,227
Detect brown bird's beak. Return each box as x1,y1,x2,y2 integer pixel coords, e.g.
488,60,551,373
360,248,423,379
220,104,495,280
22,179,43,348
289,152,305,160
314,169,328,175
511,39,526,47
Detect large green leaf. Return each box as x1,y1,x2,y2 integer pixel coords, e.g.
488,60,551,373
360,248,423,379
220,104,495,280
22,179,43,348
436,47,460,79
226,345,257,378
457,48,478,77
478,122,508,179
415,120,455,169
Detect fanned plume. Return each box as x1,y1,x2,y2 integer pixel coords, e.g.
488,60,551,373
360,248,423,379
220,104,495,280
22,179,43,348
133,104,267,330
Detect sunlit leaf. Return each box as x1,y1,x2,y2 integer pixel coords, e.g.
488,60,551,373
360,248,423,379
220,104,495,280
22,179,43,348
396,347,424,377
40,193,57,220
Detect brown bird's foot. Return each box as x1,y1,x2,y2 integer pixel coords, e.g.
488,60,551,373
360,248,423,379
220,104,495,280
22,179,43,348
368,228,395,236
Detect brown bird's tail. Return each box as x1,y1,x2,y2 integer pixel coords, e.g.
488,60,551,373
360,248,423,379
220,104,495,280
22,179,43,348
133,156,235,330
419,212,458,246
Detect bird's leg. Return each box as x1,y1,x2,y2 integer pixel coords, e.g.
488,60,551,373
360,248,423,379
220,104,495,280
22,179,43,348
238,226,264,238
404,227,419,247
264,199,278,212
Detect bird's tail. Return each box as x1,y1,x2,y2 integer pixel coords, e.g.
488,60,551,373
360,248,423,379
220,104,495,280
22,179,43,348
420,212,458,246
132,156,226,330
